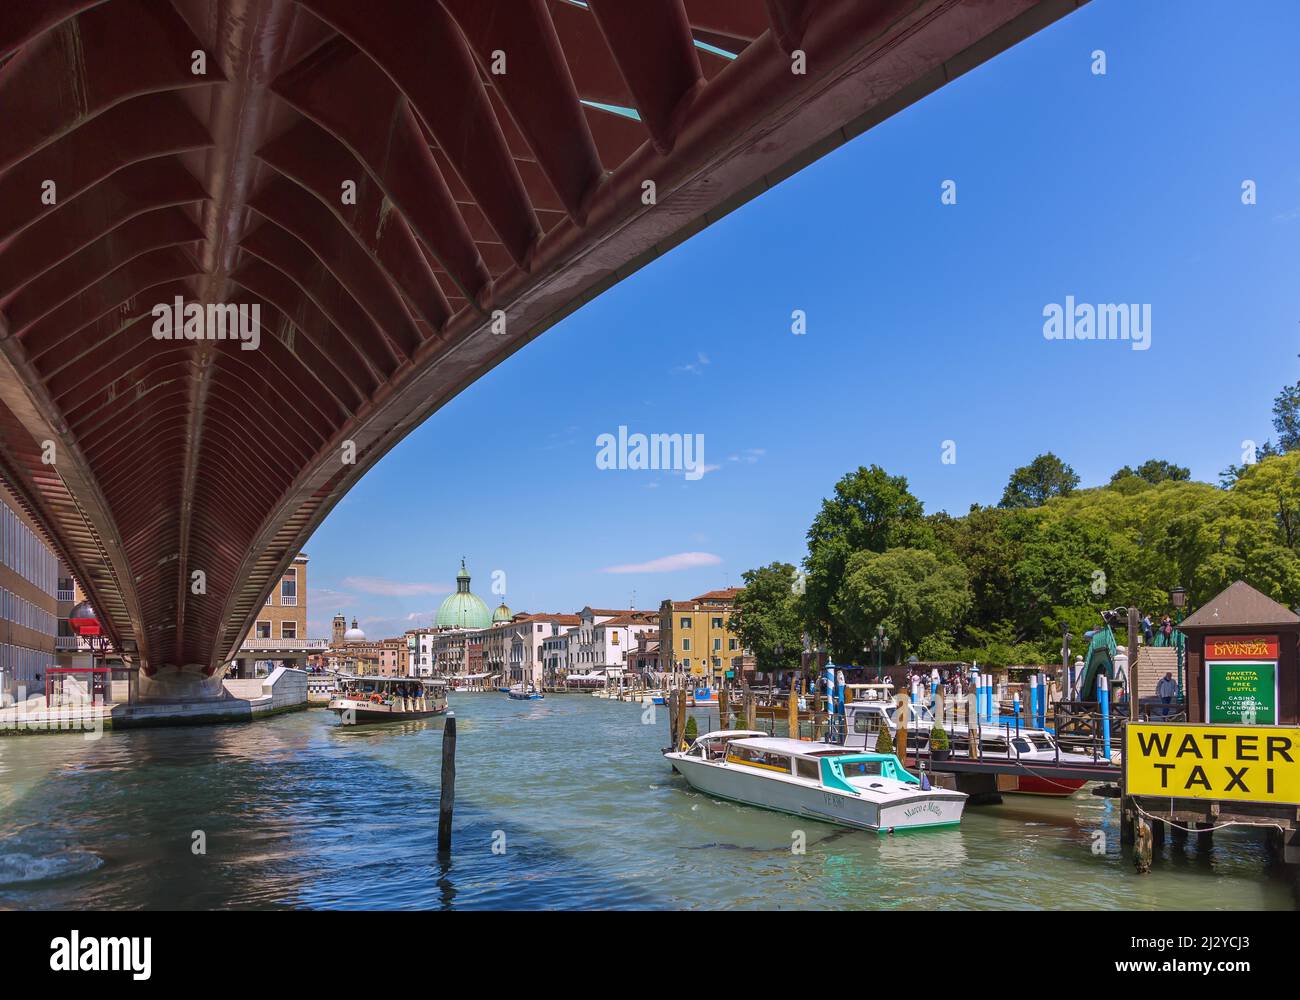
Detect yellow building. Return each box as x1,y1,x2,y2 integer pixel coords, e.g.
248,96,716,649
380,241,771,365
247,553,308,643
658,588,747,682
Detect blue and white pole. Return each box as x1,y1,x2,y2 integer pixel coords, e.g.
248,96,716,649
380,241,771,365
1098,673,1111,759
930,669,940,714
1028,674,1039,731
1038,671,1048,728
1013,690,1021,734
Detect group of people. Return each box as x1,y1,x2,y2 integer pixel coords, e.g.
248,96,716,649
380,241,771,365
1140,613,1177,646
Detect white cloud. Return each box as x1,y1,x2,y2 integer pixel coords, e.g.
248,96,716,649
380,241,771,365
674,352,711,375
342,576,453,597
310,587,354,607
601,551,722,574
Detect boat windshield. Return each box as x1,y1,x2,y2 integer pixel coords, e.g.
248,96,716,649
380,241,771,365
885,703,934,724
838,759,884,778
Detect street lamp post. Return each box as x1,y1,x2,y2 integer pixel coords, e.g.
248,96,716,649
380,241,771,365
871,625,888,682
1061,623,1072,698
1170,586,1187,702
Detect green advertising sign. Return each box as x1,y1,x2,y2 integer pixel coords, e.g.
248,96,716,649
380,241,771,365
1206,660,1277,724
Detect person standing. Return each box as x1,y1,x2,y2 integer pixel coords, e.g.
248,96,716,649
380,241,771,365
1157,671,1177,718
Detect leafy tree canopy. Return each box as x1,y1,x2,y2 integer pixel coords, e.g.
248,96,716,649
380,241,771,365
834,547,971,660
731,562,805,674
999,452,1080,508
1110,459,1191,485
803,465,925,659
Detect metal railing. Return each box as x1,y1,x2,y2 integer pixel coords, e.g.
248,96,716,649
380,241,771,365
240,638,328,651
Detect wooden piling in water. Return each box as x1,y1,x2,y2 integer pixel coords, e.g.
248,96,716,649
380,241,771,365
895,691,910,767
787,685,799,739
719,688,730,729
1134,815,1152,874
438,712,457,854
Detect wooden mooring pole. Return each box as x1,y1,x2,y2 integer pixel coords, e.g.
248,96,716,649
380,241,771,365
438,712,457,854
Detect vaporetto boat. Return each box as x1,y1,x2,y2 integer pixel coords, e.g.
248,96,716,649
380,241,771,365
665,730,967,833
328,675,448,724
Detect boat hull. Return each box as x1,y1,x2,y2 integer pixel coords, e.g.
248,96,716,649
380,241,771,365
1002,774,1087,796
328,698,447,724
668,754,964,832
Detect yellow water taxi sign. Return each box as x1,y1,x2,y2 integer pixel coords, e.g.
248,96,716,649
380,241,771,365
1126,723,1300,805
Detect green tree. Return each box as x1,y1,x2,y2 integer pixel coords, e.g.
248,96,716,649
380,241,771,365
1231,451,1300,552
999,453,1080,508
834,547,971,659
1110,459,1191,485
731,562,805,675
803,466,925,658
1272,379,1300,453
934,504,1024,636
1220,365,1298,484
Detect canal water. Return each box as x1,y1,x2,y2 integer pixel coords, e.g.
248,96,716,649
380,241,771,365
0,695,1293,909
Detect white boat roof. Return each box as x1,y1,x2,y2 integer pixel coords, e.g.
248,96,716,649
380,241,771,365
729,737,847,756
696,729,766,742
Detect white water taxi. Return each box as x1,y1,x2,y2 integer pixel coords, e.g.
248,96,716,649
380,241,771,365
665,730,966,833
329,675,448,724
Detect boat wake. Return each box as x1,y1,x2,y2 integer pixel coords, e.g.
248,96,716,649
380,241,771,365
0,848,105,885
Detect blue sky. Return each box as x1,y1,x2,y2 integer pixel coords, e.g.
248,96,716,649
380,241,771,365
304,0,1300,640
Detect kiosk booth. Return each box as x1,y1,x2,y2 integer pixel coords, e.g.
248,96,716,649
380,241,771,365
1124,581,1300,865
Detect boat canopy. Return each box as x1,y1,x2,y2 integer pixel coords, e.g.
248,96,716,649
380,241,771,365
339,674,444,687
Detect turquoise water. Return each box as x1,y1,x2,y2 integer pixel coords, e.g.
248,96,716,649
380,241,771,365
0,694,1292,909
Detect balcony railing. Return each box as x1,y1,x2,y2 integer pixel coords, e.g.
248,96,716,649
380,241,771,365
241,638,329,651
57,589,76,602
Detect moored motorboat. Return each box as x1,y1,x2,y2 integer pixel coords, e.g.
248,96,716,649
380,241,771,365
329,675,447,724
665,730,966,833
507,684,544,700
844,700,1103,796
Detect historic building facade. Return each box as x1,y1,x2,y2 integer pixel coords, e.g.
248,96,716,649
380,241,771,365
659,588,748,682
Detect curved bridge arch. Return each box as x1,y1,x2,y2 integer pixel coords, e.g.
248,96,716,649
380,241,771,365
0,0,1086,696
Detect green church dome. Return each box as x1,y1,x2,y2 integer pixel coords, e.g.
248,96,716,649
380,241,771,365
436,560,492,629
492,602,512,623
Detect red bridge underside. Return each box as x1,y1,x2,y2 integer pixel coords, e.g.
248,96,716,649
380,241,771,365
0,0,1084,695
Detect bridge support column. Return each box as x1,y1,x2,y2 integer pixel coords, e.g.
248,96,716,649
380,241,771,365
137,666,225,702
